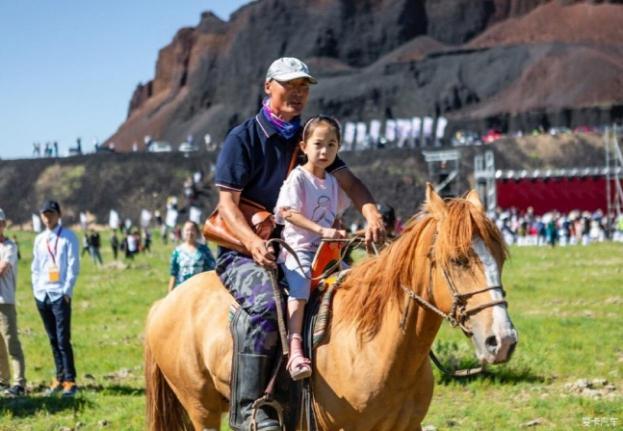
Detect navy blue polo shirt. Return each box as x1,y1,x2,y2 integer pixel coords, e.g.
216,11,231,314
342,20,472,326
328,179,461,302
215,109,346,213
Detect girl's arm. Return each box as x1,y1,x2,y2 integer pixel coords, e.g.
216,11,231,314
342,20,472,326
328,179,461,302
282,209,345,239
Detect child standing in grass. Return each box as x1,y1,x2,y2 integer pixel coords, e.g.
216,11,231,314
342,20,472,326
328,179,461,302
275,116,349,380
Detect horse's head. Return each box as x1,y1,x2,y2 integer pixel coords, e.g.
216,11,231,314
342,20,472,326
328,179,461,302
425,184,518,365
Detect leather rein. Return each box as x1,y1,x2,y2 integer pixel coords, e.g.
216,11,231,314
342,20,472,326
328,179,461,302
400,265,507,337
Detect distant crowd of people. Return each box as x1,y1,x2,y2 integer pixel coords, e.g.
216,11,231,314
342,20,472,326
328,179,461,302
31,138,84,158
491,207,623,247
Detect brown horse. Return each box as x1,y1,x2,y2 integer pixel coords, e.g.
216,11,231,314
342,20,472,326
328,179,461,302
144,185,518,430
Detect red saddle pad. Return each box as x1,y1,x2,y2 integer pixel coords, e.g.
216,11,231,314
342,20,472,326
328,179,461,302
310,241,343,291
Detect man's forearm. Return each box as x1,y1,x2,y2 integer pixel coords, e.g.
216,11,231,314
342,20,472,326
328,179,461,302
334,169,376,213
219,200,263,247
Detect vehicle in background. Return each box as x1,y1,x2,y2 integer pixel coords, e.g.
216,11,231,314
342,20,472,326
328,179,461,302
573,125,596,134
178,142,199,153
548,127,572,136
452,130,482,146
95,144,115,154
147,141,172,153
482,129,503,144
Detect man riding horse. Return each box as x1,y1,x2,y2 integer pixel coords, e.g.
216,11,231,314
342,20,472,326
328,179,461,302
213,57,384,430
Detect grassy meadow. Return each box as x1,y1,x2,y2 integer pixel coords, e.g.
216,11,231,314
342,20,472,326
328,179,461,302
0,230,621,430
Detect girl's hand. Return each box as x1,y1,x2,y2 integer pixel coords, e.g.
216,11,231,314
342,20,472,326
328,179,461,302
320,228,347,239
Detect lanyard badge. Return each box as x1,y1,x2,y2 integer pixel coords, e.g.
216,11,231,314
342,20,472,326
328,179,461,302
47,227,62,283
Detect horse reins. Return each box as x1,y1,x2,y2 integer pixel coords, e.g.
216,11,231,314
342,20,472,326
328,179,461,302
400,267,507,337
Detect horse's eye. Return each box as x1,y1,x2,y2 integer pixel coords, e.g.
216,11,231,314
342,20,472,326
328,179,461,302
452,256,469,267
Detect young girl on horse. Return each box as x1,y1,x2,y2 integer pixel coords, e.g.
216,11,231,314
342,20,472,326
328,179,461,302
275,115,350,380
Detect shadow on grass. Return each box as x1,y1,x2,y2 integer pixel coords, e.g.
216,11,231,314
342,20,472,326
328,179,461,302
436,362,548,386
0,395,92,418
72,382,145,396
95,384,145,396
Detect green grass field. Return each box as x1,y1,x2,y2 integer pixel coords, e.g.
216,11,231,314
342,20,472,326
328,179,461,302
1,231,621,430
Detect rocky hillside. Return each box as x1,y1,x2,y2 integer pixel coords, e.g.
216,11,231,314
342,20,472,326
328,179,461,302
105,0,623,152
0,133,605,226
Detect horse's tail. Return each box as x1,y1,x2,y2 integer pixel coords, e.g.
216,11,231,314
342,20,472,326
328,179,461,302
144,307,191,431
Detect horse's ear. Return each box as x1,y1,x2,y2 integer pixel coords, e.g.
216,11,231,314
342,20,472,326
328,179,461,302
465,189,484,211
425,183,447,216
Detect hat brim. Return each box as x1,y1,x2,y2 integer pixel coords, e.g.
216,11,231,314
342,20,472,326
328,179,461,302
40,207,60,214
269,72,317,84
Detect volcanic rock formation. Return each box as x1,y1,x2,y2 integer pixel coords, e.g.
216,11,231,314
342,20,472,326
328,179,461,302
105,0,623,151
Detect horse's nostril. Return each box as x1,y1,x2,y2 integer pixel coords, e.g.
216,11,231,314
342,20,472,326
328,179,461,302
485,336,498,350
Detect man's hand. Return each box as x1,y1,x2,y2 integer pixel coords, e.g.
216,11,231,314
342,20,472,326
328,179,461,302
246,238,277,269
362,203,386,246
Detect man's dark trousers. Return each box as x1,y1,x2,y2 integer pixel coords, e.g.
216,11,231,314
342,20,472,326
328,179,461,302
36,295,76,382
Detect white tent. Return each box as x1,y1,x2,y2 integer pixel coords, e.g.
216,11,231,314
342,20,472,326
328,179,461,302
385,119,397,142
369,119,381,144
397,119,413,148
343,122,356,151
436,116,448,139
412,117,422,138
355,122,367,148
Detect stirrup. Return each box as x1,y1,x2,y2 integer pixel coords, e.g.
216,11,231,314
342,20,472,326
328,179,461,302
251,395,285,431
287,352,312,381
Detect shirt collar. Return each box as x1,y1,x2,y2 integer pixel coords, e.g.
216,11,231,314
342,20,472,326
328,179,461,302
46,224,62,235
255,109,279,143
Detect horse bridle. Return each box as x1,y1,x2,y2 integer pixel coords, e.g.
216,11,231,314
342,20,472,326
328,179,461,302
400,257,508,337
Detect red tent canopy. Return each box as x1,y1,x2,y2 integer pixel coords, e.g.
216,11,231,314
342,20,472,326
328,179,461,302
496,176,607,215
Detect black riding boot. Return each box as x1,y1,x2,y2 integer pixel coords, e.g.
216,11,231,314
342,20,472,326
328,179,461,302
230,310,281,431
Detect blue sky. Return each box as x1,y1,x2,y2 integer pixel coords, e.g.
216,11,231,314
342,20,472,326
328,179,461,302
0,1,250,160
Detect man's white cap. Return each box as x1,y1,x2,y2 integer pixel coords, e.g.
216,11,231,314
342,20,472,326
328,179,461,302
0,209,5,221
265,57,317,84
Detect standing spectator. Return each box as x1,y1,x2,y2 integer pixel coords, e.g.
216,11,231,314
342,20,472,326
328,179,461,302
125,229,139,259
53,141,59,158
88,229,103,266
142,229,152,253
81,234,90,257
168,221,215,292
0,209,26,397
11,235,21,261
110,231,119,260
31,200,80,397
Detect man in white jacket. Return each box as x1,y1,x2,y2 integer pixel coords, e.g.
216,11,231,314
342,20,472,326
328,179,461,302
31,200,80,397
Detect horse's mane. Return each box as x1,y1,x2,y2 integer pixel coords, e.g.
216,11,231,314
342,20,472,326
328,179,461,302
338,196,508,339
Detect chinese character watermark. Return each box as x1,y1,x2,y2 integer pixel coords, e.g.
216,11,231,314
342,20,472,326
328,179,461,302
582,416,619,428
